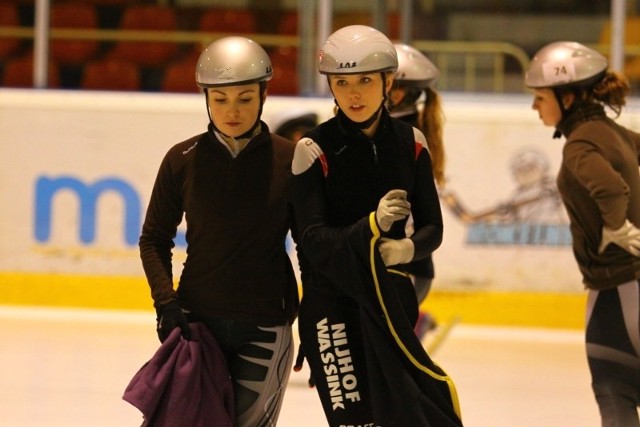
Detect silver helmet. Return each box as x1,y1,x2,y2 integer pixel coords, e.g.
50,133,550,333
525,41,607,89
394,43,439,88
318,25,398,75
196,36,272,88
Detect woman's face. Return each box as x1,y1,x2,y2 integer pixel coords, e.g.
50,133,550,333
388,85,407,110
329,73,391,124
531,88,562,127
207,83,262,137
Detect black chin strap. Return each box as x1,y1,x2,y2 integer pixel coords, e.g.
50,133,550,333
552,88,568,139
352,102,384,130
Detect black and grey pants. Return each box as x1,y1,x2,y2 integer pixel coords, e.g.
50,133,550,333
191,316,294,427
586,280,640,427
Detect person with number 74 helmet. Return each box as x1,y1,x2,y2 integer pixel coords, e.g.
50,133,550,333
137,36,300,426
290,24,463,426
526,40,640,426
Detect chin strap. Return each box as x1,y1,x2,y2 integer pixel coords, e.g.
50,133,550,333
551,88,571,140
352,102,384,130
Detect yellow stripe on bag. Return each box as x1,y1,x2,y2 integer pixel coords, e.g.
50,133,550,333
368,213,462,419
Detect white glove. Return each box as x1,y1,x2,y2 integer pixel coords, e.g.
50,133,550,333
598,219,640,257
379,238,414,266
376,189,411,232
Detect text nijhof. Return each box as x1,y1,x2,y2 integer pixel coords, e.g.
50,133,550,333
317,317,361,411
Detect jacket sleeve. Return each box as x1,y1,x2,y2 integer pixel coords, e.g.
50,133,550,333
563,137,630,229
629,127,640,164
408,128,444,261
139,147,184,307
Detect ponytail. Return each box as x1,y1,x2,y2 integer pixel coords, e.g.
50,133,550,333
591,71,630,117
418,87,446,187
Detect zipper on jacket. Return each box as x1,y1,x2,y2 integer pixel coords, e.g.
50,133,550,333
370,141,378,163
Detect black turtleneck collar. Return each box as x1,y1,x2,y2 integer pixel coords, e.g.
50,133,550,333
336,107,391,138
555,103,607,139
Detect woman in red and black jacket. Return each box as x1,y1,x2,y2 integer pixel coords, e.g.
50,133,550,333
291,25,463,427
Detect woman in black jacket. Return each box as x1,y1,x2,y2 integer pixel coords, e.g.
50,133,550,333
291,25,462,427
139,36,299,426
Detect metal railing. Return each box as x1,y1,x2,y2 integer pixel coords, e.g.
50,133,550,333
412,40,530,92
0,26,300,49
1,26,531,93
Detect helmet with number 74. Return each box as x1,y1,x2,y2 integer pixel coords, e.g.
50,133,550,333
525,41,607,89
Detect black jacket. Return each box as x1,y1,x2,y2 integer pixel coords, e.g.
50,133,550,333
292,109,443,294
292,109,461,425
140,122,299,324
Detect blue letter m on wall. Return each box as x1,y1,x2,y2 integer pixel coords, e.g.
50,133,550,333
35,176,141,246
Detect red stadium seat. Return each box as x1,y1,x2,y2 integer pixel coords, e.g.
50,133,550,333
85,0,129,4
333,11,400,39
107,5,178,68
0,2,22,60
277,11,298,35
81,58,140,91
2,54,60,88
161,56,200,93
269,46,298,95
50,2,100,65
199,8,257,34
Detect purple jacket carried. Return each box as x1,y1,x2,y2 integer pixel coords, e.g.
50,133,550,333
123,323,235,427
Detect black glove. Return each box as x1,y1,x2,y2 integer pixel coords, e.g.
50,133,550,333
156,300,192,343
292,343,315,388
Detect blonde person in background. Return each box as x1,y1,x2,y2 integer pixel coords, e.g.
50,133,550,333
387,43,445,339
138,36,299,426
526,41,640,426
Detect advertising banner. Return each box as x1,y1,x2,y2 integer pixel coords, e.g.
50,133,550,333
2,89,639,313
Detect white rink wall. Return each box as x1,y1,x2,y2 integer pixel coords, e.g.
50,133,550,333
2,88,640,300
